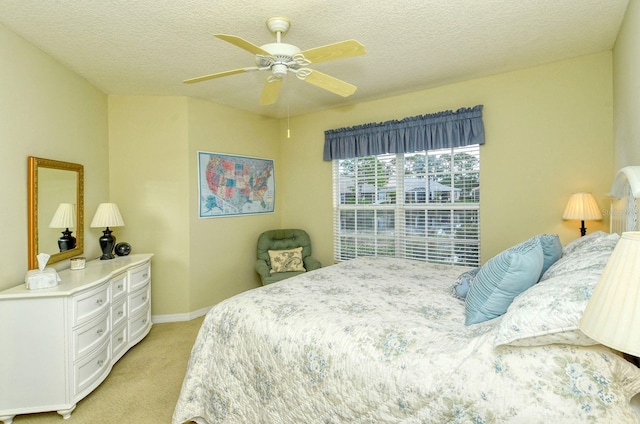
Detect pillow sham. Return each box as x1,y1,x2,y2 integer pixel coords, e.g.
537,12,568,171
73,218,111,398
540,232,619,281
451,268,480,301
465,237,544,325
268,247,305,273
561,231,613,257
494,272,600,347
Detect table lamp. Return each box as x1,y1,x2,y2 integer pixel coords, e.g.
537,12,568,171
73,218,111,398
579,231,640,361
562,192,603,236
90,203,125,260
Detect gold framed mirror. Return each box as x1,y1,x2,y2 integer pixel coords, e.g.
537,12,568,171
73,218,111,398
28,157,84,269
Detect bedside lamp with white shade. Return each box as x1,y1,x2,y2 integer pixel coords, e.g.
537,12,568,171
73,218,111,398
49,203,77,252
579,231,640,363
562,192,603,237
90,203,125,260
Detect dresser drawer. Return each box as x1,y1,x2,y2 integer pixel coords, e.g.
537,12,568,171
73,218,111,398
128,284,150,317
111,324,128,361
111,272,127,302
73,283,110,326
129,263,150,292
129,306,151,344
111,298,127,329
74,311,110,360
74,339,111,396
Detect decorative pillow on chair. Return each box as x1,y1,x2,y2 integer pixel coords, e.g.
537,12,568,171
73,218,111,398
465,237,544,325
268,247,306,273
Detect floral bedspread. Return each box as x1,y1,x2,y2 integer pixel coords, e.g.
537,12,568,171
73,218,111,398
173,257,640,424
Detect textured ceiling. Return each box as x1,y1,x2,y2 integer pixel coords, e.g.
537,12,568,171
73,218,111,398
0,0,629,118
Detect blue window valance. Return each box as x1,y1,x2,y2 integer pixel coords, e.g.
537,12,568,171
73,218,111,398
323,105,485,160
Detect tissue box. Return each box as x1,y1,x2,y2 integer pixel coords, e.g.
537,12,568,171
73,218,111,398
25,268,61,290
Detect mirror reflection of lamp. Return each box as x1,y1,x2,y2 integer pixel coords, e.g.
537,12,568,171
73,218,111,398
90,203,125,260
49,203,76,252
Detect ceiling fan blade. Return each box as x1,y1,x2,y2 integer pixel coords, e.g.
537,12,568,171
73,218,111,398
183,67,258,84
214,34,271,56
260,79,282,106
299,40,366,64
303,70,357,97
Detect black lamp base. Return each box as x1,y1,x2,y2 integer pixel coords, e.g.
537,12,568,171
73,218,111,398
580,220,587,237
99,227,116,260
58,228,76,252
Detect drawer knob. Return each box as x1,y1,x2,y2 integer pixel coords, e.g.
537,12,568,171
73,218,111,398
117,336,124,342
142,318,147,324
143,273,148,278
97,359,104,366
118,311,124,317
141,296,147,301
117,284,123,289
96,329,104,335
96,299,104,305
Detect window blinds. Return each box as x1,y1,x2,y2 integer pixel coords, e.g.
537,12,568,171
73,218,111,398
333,145,480,266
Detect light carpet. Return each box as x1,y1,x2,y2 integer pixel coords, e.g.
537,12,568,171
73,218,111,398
13,317,204,424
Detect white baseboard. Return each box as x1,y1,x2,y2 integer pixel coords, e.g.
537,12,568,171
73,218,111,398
151,305,212,323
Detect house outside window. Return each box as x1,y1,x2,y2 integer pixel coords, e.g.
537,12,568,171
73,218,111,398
333,144,480,266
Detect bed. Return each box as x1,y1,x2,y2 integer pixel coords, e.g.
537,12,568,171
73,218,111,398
173,167,640,424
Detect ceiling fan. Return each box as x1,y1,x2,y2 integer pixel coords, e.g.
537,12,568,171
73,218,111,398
184,17,366,106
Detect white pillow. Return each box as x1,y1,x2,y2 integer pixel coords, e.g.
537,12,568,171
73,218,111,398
495,235,618,347
540,232,619,281
494,272,599,347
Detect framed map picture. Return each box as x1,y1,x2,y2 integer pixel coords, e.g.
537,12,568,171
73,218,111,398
198,151,275,218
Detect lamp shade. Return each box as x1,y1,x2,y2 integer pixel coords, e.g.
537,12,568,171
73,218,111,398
562,193,603,221
579,231,640,356
90,203,125,228
49,203,76,229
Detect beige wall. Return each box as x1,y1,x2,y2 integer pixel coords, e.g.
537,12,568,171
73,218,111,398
281,52,613,264
0,23,108,291
107,96,281,317
108,96,191,316
613,0,640,169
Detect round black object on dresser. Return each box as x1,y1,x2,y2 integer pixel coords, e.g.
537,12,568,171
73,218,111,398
115,242,132,256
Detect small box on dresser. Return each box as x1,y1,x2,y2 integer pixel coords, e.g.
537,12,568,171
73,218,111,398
0,253,153,424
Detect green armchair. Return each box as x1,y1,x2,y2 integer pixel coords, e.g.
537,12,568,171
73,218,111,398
255,229,322,285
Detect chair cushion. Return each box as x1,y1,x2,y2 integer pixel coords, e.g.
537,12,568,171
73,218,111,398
268,247,306,273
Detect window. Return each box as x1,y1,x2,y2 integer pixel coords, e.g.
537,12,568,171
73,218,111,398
333,145,480,266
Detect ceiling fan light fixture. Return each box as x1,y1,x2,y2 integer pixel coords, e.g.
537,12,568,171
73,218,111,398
271,63,288,79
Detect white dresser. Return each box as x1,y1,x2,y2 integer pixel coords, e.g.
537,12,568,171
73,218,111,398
0,253,153,424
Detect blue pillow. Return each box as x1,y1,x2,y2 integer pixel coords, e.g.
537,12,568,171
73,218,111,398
535,234,562,277
465,237,544,325
451,268,480,300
